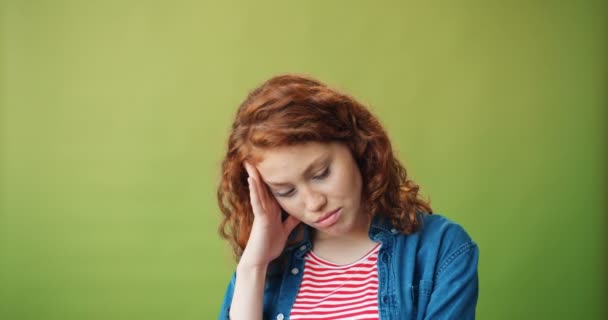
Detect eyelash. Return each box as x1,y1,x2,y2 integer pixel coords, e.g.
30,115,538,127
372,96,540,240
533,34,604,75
275,167,331,198
313,167,330,180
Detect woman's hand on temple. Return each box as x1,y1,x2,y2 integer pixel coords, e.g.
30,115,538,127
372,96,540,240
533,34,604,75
240,162,301,269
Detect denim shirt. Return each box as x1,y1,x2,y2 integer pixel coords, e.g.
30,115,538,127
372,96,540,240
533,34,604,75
218,213,479,320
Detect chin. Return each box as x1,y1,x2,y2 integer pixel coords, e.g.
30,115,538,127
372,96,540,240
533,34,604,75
318,223,355,238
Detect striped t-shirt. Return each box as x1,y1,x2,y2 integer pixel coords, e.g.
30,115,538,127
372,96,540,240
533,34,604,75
289,243,382,320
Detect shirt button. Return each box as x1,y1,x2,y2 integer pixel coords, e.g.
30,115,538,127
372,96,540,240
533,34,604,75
381,253,389,263
291,268,299,275
382,295,390,304
299,245,306,251
276,313,284,320
390,228,398,234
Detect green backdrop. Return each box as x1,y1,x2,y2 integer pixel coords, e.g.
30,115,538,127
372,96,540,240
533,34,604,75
1,1,606,319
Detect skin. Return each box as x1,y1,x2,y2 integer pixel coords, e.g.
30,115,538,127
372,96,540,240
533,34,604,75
255,142,368,242
229,141,376,320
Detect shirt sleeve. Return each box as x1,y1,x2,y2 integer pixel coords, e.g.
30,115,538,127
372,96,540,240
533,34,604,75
424,240,479,319
218,272,236,320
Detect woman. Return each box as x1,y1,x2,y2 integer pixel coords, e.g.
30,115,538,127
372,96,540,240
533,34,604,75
217,74,478,320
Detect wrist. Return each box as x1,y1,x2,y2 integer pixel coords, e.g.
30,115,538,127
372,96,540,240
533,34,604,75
236,260,269,275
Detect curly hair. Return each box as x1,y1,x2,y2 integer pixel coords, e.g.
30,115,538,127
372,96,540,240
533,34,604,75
217,74,432,260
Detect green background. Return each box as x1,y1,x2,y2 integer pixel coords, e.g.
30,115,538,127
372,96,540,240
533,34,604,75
1,1,606,319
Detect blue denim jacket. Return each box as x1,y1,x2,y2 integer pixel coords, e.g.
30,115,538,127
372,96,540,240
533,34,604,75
219,213,479,319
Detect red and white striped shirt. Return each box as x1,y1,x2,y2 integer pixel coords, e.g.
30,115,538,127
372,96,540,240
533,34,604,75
289,243,382,320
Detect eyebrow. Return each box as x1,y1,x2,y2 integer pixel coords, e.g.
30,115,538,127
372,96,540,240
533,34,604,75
264,154,330,187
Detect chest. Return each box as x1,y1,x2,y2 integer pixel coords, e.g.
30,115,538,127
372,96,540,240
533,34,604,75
264,242,433,320
289,244,381,320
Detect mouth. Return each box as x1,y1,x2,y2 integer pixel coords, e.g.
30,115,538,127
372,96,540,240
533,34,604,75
315,207,342,228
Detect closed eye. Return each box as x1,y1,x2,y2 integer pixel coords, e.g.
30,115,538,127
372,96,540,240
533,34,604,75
312,166,330,180
275,188,295,198
273,165,330,198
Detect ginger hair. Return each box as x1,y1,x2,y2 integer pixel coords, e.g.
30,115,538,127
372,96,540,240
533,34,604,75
217,74,432,260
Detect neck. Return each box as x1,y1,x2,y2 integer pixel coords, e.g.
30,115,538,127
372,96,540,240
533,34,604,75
310,214,376,265
312,212,372,244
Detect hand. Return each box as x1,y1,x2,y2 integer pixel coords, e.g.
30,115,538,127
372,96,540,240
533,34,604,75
239,162,301,269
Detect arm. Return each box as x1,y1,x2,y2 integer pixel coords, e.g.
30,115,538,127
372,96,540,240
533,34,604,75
218,265,272,320
424,241,479,320
228,264,268,320
219,162,300,320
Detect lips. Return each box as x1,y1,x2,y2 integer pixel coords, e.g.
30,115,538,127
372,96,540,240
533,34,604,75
315,207,342,228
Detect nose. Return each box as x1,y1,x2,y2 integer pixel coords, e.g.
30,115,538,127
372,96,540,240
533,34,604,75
303,186,326,212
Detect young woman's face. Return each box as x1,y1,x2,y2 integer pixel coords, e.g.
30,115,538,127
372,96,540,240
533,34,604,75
254,142,366,239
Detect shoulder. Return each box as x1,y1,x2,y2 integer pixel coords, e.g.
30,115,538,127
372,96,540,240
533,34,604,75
408,213,478,276
418,213,474,245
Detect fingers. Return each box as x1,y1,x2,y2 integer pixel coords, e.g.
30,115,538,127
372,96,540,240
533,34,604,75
244,161,273,216
243,161,257,180
247,176,265,217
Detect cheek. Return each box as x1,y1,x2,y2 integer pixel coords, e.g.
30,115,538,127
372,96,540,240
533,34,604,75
277,199,304,218
331,170,361,199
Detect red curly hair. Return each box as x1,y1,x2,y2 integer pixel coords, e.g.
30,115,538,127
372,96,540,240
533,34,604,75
217,74,432,260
